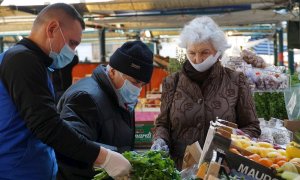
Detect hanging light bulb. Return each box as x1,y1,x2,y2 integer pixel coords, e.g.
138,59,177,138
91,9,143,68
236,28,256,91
145,30,152,38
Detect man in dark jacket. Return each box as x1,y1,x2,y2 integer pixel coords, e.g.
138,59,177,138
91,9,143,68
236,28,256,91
56,40,154,180
52,54,79,103
0,3,131,179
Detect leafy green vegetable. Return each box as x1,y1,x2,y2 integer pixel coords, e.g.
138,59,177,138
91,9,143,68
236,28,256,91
290,73,300,87
294,130,300,144
167,48,186,74
92,168,109,180
123,150,180,180
168,58,185,74
254,92,288,120
93,150,180,180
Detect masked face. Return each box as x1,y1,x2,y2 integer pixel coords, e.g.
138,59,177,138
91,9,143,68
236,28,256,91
48,26,75,69
188,51,221,72
117,72,142,110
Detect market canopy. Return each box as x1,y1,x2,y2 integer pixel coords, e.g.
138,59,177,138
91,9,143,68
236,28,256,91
0,0,299,37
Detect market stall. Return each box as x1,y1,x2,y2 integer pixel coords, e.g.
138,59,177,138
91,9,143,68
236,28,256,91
84,45,300,179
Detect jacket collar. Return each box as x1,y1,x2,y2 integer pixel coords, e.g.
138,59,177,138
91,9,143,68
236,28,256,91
17,38,53,67
208,61,223,81
92,65,124,108
179,61,224,100
181,61,223,85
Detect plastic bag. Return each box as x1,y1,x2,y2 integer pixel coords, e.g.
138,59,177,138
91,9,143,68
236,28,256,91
258,119,274,144
241,49,267,68
284,86,300,120
269,118,292,145
180,164,198,180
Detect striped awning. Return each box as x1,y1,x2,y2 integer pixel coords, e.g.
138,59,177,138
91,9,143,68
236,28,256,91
252,39,287,55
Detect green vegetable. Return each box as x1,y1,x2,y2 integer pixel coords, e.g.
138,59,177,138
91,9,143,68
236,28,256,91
295,130,300,144
123,150,180,180
92,168,109,180
167,48,185,74
290,73,300,87
93,150,180,180
254,92,288,120
280,171,300,180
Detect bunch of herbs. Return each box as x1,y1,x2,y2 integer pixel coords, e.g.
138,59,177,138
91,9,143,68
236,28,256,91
93,150,180,180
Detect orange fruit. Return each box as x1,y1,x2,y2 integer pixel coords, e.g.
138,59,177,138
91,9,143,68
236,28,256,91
258,158,273,167
274,156,288,164
247,154,261,162
276,160,287,167
229,148,242,155
270,164,280,169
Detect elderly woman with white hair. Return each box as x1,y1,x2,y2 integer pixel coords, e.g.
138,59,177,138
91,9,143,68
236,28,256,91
151,16,261,169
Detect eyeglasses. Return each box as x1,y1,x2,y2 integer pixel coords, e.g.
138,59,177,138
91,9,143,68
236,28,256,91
120,73,147,87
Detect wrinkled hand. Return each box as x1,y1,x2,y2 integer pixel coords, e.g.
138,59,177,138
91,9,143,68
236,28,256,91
97,148,132,178
151,138,169,153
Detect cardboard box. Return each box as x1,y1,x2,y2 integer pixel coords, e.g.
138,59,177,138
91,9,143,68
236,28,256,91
134,122,154,148
225,151,280,180
182,141,202,170
284,119,300,133
200,134,282,180
134,111,158,149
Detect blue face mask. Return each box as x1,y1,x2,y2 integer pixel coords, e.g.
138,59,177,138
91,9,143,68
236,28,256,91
118,77,142,109
49,27,75,69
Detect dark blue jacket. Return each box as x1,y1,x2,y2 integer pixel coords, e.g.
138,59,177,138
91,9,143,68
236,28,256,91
0,45,57,179
0,38,99,179
56,65,135,180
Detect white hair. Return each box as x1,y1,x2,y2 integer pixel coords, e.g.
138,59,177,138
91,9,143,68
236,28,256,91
179,16,230,53
106,64,123,76
106,64,111,72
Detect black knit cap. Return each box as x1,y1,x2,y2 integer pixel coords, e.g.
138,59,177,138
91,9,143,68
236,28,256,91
109,41,154,83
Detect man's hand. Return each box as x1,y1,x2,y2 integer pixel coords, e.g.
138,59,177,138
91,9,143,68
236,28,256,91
95,147,131,178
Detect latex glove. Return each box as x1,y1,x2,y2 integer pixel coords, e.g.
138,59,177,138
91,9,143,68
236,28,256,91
151,138,169,153
98,149,132,178
235,129,250,138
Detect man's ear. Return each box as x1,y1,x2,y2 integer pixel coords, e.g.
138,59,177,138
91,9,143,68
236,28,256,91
108,67,116,80
108,67,122,89
46,20,59,38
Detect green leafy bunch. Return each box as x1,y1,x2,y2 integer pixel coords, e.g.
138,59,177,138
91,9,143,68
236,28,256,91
93,150,180,180
123,150,180,180
295,131,300,144
93,168,109,180
290,73,300,87
167,48,186,74
254,92,288,120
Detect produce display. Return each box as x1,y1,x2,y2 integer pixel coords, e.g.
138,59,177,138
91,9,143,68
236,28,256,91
258,118,291,145
136,91,161,109
93,151,180,180
192,119,300,180
254,93,288,128
225,49,289,92
230,136,300,180
92,119,299,179
244,66,289,91
241,49,267,68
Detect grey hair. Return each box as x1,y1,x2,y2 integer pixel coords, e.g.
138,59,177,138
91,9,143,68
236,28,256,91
106,64,111,72
179,16,230,53
106,64,123,76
